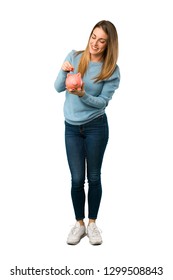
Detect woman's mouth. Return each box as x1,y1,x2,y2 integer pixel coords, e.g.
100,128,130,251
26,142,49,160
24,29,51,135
91,45,99,51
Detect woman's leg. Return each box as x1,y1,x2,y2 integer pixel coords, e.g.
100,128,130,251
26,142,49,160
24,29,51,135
84,114,109,220
65,122,86,220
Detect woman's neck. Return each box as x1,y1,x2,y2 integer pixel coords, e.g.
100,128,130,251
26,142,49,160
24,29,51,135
90,54,103,62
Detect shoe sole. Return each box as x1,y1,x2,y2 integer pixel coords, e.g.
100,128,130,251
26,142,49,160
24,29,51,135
67,233,86,245
87,234,102,245
89,241,102,245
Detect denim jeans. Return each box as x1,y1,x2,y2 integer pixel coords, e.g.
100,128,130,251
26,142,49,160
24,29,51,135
65,114,109,220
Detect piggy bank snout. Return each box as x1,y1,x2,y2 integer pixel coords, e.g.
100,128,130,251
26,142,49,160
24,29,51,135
65,73,82,91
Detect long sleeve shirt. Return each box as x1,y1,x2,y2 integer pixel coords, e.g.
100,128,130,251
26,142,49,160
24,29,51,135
54,50,120,125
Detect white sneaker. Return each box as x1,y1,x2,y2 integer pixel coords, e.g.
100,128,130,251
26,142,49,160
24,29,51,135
67,222,86,245
87,223,102,245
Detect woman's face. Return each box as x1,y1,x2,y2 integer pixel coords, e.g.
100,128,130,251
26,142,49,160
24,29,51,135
89,27,108,60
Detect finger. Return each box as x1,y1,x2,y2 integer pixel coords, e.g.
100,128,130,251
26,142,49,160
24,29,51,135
81,82,85,91
62,61,74,71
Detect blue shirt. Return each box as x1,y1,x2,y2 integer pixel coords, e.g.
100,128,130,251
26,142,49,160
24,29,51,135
54,50,120,125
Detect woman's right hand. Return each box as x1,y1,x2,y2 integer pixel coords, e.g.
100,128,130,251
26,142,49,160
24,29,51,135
62,61,74,72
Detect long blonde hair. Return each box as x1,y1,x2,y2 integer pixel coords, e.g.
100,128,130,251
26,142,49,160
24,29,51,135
76,20,119,82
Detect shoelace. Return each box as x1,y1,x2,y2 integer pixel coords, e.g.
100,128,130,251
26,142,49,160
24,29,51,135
89,225,102,237
69,224,82,235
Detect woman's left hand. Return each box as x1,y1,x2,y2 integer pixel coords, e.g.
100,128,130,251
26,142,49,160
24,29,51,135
68,83,85,97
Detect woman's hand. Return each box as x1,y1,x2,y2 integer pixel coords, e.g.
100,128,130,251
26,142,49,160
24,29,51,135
68,83,85,97
62,61,74,72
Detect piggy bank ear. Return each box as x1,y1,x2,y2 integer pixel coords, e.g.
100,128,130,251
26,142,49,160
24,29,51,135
67,73,70,77
77,73,81,78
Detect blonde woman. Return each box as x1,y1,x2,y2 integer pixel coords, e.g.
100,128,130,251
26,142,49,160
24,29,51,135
54,20,120,245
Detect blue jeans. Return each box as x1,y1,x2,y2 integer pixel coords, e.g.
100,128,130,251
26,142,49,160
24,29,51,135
65,114,109,220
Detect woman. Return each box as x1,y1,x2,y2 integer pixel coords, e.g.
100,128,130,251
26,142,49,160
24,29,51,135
54,20,120,245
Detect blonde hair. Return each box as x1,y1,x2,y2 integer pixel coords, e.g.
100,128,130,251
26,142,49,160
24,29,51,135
76,20,119,82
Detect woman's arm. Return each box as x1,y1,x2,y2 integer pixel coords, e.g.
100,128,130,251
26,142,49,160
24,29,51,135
72,66,120,109
80,75,120,109
54,69,68,93
54,51,74,93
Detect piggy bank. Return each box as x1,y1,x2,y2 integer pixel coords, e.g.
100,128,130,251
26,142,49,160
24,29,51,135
65,73,83,91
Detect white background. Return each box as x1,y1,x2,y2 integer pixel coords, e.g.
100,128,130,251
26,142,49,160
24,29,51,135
0,0,173,279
